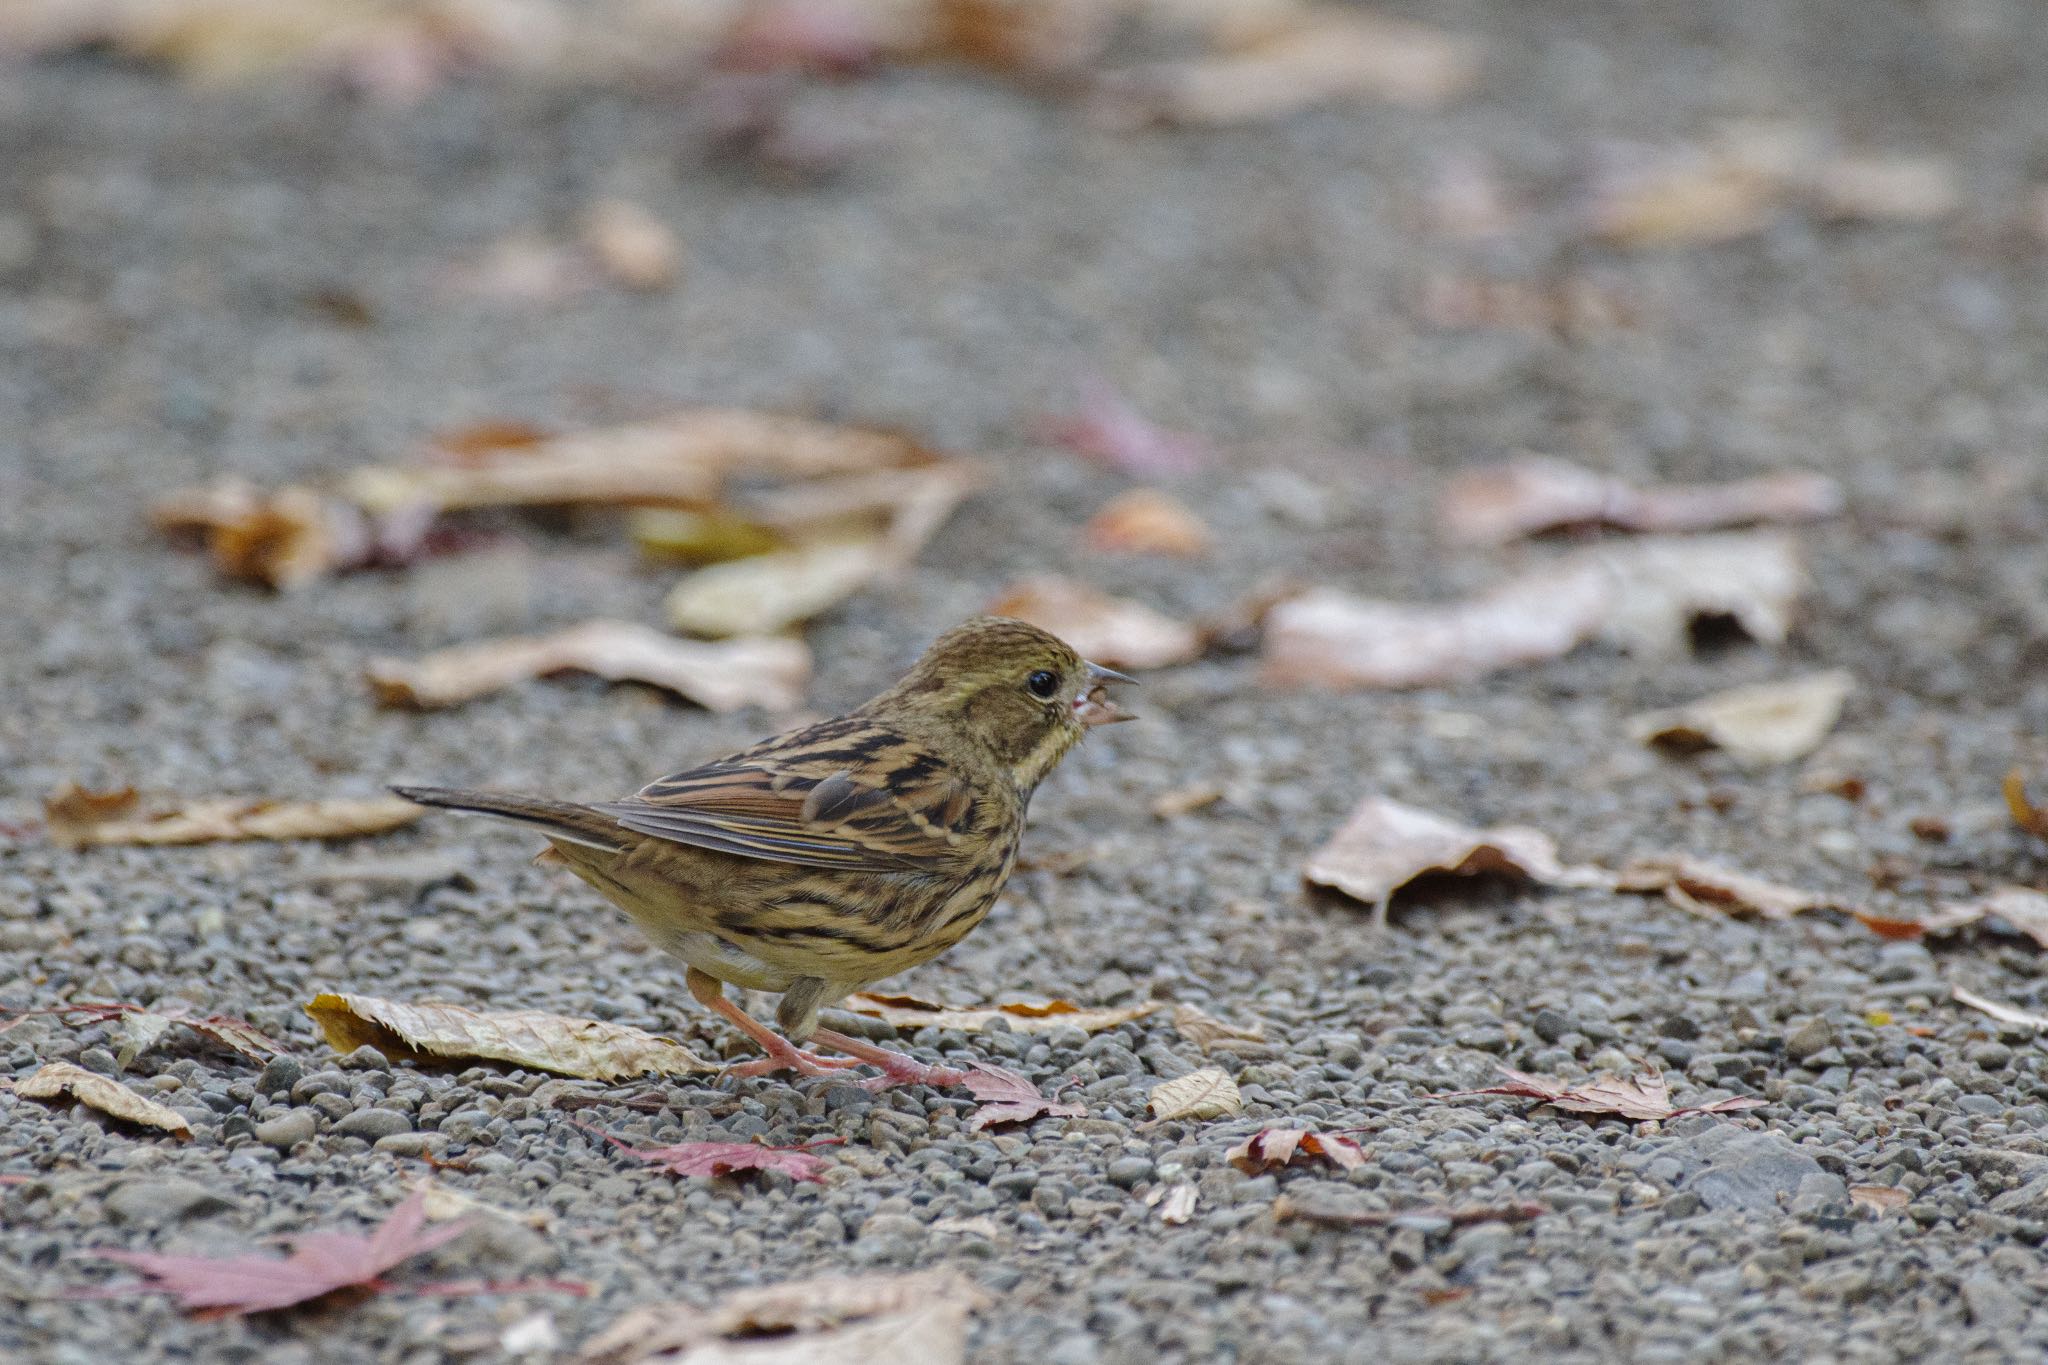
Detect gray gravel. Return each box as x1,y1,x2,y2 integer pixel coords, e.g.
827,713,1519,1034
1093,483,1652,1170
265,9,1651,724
8,0,2048,1360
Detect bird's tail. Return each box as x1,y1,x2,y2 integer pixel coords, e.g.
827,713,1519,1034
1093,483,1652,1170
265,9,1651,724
389,785,626,853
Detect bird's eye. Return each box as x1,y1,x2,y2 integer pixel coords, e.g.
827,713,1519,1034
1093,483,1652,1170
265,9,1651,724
1026,669,1060,699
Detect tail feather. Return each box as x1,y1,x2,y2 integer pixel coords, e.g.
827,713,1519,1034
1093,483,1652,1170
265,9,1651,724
390,785,626,853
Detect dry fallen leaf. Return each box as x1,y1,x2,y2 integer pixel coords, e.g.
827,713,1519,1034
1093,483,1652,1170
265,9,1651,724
1145,1181,1199,1225
151,480,375,590
576,1121,842,1183
1150,782,1225,819
366,623,810,712
1440,456,1842,545
1263,532,1804,688
1587,155,1780,248
579,1270,987,1365
14,1062,191,1137
1615,856,1850,921
1227,1128,1367,1174
1442,1067,1763,1122
1304,796,1610,925
1148,1066,1242,1122
304,994,718,1081
84,1188,465,1317
1101,6,1479,126
1171,1002,1268,1052
1804,154,1959,223
580,198,683,291
1083,488,1212,557
1628,671,1853,766
1848,1184,1911,1214
962,1063,1086,1131
665,539,897,638
45,786,422,847
1919,888,2048,950
988,576,1202,670
2006,770,2048,840
843,993,1158,1035
6,1000,281,1067
1952,985,2048,1030
1271,1196,1545,1229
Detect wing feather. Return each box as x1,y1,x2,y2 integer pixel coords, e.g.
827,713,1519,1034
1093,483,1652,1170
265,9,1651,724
595,738,979,873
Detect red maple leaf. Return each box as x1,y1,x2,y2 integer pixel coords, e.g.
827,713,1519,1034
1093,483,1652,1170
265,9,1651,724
84,1189,466,1317
961,1063,1085,1131
575,1121,843,1182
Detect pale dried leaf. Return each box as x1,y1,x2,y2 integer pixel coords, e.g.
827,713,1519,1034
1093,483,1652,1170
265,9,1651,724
1147,1181,1198,1225
1104,7,1478,126
1171,1002,1268,1051
1444,1066,1763,1122
581,198,683,291
988,575,1201,670
45,787,422,847
1848,1184,1910,1213
304,993,717,1081
415,1180,552,1231
1952,985,2048,1030
112,1012,177,1071
1303,796,1610,915
1597,532,1806,653
367,622,809,711
1440,456,1842,545
666,539,894,637
1927,888,2048,950
1615,856,1846,921
1804,154,1958,223
1150,782,1224,819
1148,1066,1242,1122
347,409,934,516
844,993,1158,1034
14,1062,191,1136
1588,157,1780,248
1083,488,1211,557
579,1270,986,1365
1628,671,1852,766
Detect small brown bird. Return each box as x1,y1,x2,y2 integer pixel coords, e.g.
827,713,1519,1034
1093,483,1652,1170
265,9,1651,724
394,616,1132,1089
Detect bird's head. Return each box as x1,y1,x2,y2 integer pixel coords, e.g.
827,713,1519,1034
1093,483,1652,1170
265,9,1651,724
874,615,1135,790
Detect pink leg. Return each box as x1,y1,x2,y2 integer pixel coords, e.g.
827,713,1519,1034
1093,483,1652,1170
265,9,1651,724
686,968,861,1079
808,1027,971,1092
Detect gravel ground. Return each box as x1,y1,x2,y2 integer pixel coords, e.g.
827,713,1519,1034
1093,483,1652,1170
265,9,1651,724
9,1,2048,1360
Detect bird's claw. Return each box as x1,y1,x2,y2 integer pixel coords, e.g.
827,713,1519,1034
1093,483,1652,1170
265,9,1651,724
720,1039,865,1081
856,1054,972,1092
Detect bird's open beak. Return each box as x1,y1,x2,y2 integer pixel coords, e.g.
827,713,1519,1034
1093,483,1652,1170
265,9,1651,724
1074,661,1137,727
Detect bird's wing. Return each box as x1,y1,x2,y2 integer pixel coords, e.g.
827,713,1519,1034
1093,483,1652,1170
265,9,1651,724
593,735,983,874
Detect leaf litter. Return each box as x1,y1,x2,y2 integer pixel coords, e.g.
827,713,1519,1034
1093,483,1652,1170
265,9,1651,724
366,623,811,712
1627,670,1853,766
0,1000,281,1067
575,1122,843,1184
1442,1067,1764,1123
304,993,719,1081
1227,1128,1367,1174
12,1062,192,1137
1262,531,1805,689
843,992,1158,1035
578,1269,987,1365
962,1063,1086,1131
1303,796,1611,927
81,1188,471,1318
1148,1067,1243,1122
987,575,1203,670
1613,856,1853,921
44,785,422,847
1439,455,1842,546
1083,488,1212,557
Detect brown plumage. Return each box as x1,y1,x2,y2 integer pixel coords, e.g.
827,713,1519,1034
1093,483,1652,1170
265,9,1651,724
393,615,1133,1088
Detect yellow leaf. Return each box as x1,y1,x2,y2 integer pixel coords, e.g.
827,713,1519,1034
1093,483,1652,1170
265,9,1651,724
304,994,717,1082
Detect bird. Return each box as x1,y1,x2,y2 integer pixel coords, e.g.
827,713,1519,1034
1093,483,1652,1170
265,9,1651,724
392,615,1134,1090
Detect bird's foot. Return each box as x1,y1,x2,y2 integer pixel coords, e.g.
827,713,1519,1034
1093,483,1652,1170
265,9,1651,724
806,1026,970,1092
721,1033,866,1080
